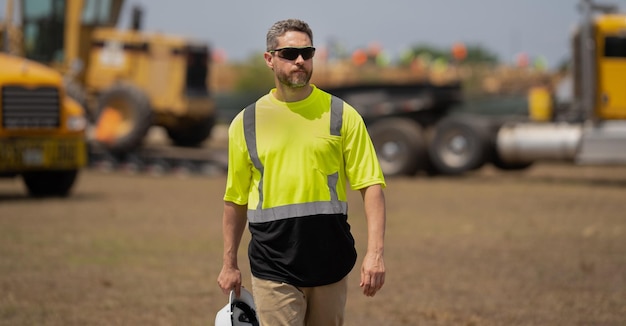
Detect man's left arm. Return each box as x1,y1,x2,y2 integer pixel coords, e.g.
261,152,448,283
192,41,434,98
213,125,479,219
359,184,386,297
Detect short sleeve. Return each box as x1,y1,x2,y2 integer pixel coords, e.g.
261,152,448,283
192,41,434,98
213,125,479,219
341,104,386,190
223,111,253,204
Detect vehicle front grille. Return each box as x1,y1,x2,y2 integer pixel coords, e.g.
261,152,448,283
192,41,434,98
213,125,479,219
1,86,60,129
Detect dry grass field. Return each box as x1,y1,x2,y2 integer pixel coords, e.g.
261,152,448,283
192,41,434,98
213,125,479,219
1,162,625,325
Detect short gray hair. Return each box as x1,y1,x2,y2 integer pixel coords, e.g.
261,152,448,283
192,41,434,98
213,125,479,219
266,19,313,51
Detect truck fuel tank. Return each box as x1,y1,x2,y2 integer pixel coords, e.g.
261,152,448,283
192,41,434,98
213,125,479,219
496,123,582,163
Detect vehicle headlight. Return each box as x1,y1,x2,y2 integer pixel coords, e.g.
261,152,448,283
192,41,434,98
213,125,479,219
66,115,88,131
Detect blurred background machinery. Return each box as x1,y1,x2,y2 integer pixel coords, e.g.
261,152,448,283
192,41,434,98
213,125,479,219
1,0,216,156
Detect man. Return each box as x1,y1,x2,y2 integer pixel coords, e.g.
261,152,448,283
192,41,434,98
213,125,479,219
217,18,386,326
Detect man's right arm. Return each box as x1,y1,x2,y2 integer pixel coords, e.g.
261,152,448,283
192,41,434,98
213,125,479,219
217,201,248,297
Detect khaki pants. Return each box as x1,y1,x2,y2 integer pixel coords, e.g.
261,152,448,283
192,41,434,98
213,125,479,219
251,275,347,326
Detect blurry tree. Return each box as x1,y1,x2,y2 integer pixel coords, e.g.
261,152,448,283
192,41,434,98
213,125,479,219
400,44,448,66
556,57,571,74
463,44,499,64
213,53,274,123
233,53,274,94
399,43,499,66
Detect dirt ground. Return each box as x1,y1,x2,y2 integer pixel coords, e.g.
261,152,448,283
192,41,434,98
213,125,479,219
1,161,625,325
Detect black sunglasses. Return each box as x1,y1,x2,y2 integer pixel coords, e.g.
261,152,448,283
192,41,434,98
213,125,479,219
270,47,316,60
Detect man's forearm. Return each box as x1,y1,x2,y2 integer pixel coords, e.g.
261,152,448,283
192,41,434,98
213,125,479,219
222,201,248,268
360,184,386,254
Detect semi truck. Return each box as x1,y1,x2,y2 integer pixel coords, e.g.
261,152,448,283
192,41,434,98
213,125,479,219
495,0,626,169
0,53,88,197
329,0,626,177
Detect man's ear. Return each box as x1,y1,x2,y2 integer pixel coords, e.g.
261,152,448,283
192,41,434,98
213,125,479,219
264,52,274,70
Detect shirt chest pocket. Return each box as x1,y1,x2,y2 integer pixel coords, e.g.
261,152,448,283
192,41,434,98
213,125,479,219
310,135,343,175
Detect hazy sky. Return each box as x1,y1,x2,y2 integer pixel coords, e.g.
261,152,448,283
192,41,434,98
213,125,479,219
122,0,626,69
3,0,626,69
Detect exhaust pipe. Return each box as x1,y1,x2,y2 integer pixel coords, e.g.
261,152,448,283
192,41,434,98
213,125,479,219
131,5,144,31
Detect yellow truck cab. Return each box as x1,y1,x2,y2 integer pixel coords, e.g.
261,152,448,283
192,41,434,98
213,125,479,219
0,53,87,197
594,13,626,120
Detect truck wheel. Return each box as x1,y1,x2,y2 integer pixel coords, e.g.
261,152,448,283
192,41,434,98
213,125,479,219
22,170,79,197
428,116,490,175
368,118,426,177
166,115,215,147
94,84,153,154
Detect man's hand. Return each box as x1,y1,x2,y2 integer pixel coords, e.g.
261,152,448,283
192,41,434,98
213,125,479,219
217,265,242,297
219,202,248,298
359,184,386,297
359,251,385,297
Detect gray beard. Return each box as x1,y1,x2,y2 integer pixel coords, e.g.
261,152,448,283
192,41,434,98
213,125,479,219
278,70,312,88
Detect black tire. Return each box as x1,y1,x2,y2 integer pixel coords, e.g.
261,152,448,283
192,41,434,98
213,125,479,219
166,115,216,147
95,84,153,154
428,115,491,175
22,170,79,197
368,118,426,177
491,151,534,171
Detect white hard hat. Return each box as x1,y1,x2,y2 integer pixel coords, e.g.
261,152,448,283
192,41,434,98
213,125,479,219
215,287,258,326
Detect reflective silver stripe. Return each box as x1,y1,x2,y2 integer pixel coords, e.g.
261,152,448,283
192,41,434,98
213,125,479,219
330,96,343,136
243,104,264,211
243,96,346,223
328,172,339,202
328,96,343,203
248,201,348,223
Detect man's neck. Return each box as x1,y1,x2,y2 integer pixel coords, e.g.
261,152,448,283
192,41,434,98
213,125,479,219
273,84,313,102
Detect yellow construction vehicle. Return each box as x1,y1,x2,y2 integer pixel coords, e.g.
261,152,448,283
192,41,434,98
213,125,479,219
2,0,216,154
0,53,87,197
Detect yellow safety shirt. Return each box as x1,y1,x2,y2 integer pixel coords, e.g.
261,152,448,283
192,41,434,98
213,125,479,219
223,85,385,286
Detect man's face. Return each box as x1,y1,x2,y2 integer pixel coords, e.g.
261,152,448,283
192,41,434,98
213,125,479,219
265,31,314,89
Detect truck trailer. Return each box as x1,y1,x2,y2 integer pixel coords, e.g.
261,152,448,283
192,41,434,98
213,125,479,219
329,0,626,177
